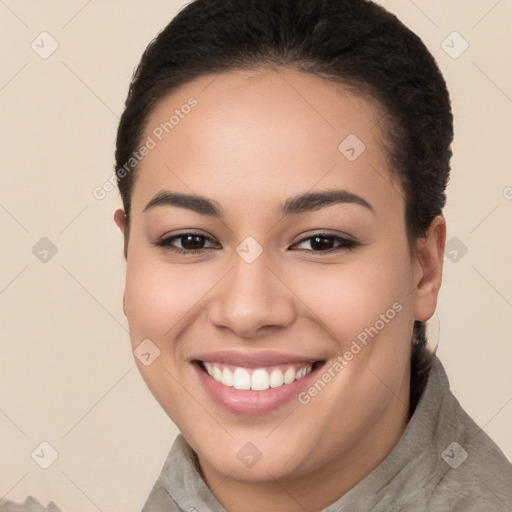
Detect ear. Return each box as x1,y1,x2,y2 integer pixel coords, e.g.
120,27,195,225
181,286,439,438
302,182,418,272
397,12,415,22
114,209,129,316
114,209,128,260
413,215,446,322
114,208,126,233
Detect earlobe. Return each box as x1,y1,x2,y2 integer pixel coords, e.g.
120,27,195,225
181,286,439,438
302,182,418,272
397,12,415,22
413,215,446,322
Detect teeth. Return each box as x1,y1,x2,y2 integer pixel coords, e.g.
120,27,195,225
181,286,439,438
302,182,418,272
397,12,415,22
269,368,284,388
251,369,270,391
233,368,251,389
202,362,313,391
221,367,234,386
284,367,296,384
212,365,222,382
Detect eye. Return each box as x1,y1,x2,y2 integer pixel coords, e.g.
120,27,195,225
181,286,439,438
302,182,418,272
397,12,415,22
291,233,359,253
152,232,219,255
153,231,359,256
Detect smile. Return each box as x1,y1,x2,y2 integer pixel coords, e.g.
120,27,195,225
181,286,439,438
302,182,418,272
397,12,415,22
191,351,325,415
201,361,315,391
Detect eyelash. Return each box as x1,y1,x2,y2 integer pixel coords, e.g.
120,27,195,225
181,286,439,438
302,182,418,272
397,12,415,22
152,232,359,255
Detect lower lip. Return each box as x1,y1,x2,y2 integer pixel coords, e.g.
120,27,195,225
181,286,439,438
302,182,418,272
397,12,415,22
193,362,323,416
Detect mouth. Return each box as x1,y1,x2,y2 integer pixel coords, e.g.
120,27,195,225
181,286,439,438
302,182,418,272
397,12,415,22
194,360,325,391
191,354,326,416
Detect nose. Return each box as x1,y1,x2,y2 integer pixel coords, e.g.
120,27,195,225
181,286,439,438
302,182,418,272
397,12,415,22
207,250,296,339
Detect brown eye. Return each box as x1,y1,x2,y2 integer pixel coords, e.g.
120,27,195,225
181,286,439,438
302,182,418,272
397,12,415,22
292,234,358,253
152,232,219,254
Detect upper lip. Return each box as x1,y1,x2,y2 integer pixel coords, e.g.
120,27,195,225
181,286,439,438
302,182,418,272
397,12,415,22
192,350,322,368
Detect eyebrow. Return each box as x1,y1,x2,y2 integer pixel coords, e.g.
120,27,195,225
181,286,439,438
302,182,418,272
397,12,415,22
143,188,375,217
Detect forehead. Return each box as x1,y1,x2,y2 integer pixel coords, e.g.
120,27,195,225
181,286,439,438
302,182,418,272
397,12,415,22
131,66,402,218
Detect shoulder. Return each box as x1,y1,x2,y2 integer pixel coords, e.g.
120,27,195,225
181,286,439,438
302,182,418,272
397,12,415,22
0,497,62,512
398,356,512,511
425,390,512,510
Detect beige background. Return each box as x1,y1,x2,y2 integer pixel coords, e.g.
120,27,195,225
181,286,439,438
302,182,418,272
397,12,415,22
1,0,511,510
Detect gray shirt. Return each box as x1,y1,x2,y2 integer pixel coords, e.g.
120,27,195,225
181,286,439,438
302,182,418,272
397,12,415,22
141,354,512,511
2,355,511,511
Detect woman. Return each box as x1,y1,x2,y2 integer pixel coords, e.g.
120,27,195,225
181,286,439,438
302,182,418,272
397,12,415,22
2,0,510,511
112,0,512,510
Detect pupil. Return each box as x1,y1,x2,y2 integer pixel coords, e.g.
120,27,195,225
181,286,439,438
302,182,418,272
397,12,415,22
311,235,333,251
183,235,204,250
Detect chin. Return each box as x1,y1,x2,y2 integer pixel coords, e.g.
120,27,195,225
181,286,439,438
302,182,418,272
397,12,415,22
190,432,312,482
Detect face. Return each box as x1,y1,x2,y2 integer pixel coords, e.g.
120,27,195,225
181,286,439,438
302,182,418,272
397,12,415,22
115,67,444,502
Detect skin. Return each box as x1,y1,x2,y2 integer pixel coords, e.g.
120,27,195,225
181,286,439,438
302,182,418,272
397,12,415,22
114,66,446,511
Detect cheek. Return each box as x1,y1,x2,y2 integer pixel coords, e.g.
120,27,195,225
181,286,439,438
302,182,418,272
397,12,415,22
124,251,221,348
291,251,413,347
123,255,204,422
124,263,173,344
